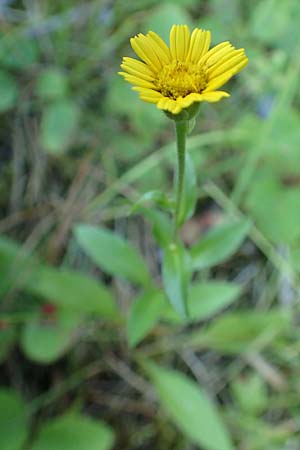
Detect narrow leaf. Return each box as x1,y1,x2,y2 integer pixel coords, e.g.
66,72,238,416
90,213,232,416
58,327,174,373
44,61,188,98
162,243,190,317
127,290,165,347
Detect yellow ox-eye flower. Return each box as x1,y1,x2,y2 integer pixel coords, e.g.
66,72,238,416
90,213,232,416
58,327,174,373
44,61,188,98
119,24,248,116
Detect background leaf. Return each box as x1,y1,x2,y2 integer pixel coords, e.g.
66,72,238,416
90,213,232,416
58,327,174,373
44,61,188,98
27,266,117,318
144,361,233,450
30,413,114,450
162,243,190,317
74,224,151,286
0,389,28,450
127,290,165,347
0,70,19,112
191,219,251,270
21,310,80,364
41,100,80,154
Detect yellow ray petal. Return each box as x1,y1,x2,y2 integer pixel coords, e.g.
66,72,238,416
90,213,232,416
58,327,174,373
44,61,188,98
208,51,247,78
130,34,162,72
157,97,182,114
198,41,232,66
170,25,191,61
200,91,230,102
204,70,236,92
179,93,203,108
186,29,210,63
148,31,171,64
132,86,163,100
118,72,157,89
121,57,155,81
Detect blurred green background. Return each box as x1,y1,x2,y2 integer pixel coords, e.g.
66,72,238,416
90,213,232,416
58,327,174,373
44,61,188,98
1,0,300,449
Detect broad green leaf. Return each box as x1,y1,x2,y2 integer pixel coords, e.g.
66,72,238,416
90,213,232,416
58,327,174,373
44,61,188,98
30,413,114,450
162,281,241,323
127,290,165,347
188,310,290,354
27,266,117,318
144,361,233,450
191,219,251,270
0,389,28,450
21,310,80,364
162,242,190,317
41,100,80,154
36,67,68,100
178,153,197,225
0,70,19,112
74,224,151,286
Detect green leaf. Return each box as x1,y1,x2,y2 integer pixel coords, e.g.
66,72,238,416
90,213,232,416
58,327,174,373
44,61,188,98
131,191,172,213
0,389,28,450
191,219,251,270
30,413,114,450
178,153,197,225
138,208,172,247
231,373,268,414
21,310,80,364
0,70,19,112
188,310,290,354
144,362,233,450
36,67,68,100
41,100,80,154
127,290,165,347
74,224,151,287
27,266,117,318
162,242,190,317
162,281,240,324
0,32,38,69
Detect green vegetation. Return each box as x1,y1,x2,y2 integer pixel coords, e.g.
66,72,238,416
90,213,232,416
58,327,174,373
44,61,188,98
1,1,300,449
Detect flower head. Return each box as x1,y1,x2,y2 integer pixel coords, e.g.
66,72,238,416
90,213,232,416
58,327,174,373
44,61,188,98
119,25,248,116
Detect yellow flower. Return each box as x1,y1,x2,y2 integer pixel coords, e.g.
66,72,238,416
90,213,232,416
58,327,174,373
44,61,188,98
119,24,248,115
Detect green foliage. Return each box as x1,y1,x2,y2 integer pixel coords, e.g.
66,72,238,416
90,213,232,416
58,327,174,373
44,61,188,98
127,290,165,347
191,219,251,270
144,361,233,450
0,389,28,450
0,70,19,112
21,310,80,364
41,100,80,154
0,1,300,449
74,224,151,286
36,68,69,100
162,242,191,317
30,413,114,450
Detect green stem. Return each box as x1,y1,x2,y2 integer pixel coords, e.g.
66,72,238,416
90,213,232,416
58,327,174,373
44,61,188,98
173,120,187,241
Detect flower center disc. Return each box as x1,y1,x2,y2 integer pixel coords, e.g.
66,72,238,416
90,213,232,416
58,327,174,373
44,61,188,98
156,61,208,99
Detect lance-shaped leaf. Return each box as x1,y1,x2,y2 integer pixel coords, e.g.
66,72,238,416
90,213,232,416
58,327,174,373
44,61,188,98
74,224,151,287
144,361,233,450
